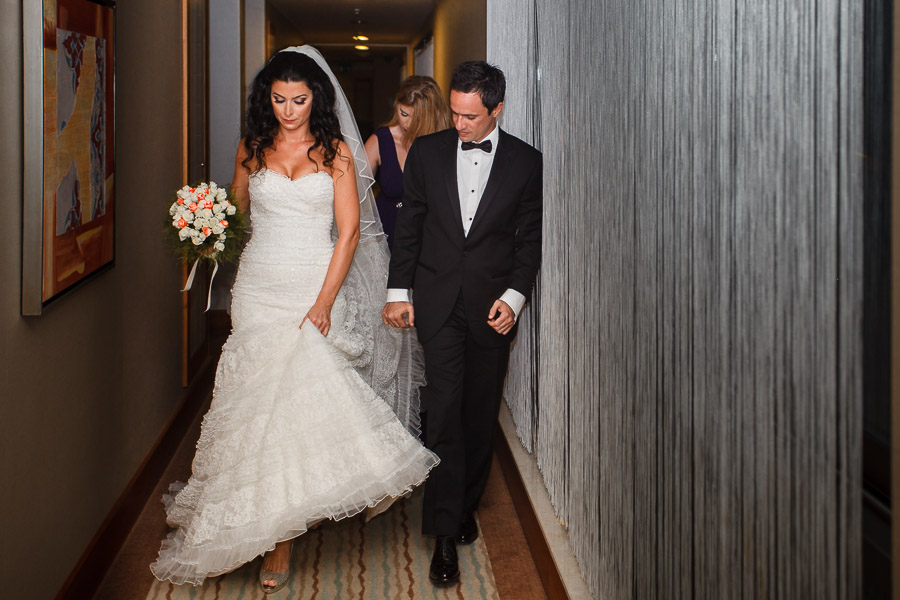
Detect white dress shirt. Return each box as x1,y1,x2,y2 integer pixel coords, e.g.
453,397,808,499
387,125,526,319
457,125,499,235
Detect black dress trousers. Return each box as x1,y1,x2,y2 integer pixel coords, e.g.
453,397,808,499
420,290,511,536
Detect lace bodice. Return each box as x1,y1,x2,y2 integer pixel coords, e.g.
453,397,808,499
229,169,336,331
245,169,335,255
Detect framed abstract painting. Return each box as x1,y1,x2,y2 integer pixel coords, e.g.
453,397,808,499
22,0,116,315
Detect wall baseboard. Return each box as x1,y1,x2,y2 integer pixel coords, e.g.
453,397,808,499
495,404,595,600
55,354,218,600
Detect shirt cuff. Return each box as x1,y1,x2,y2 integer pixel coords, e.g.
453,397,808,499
386,288,410,303
500,289,527,320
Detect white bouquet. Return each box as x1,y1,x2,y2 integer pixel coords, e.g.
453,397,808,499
165,181,248,308
167,182,246,263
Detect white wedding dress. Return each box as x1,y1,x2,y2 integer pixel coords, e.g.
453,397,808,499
151,168,439,585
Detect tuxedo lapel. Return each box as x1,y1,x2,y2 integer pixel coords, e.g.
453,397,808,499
468,129,517,237
440,131,466,239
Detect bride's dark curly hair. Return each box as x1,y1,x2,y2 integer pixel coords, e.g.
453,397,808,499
242,50,343,172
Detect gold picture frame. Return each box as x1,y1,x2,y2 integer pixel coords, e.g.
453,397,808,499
22,0,116,315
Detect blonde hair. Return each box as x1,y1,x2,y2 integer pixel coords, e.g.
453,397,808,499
387,76,452,148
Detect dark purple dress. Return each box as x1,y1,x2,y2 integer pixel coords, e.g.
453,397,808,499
374,127,404,250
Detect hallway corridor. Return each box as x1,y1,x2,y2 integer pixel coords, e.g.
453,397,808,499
0,0,883,597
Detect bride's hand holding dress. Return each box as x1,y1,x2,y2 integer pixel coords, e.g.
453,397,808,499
299,142,359,337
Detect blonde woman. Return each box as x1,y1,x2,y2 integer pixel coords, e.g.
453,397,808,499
364,76,451,249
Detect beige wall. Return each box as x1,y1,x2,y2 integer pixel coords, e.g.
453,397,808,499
0,0,186,596
430,0,487,95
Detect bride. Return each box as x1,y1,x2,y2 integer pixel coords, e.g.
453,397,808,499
151,46,438,592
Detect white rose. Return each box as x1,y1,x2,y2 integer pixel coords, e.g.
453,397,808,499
226,205,236,215
214,241,225,251
217,189,227,200
179,228,191,241
212,224,225,235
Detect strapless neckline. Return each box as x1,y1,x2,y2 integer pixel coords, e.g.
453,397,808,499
257,168,332,183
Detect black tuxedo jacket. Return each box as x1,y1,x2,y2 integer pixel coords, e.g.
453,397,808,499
387,127,543,346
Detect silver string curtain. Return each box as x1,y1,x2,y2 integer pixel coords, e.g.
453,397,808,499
488,0,863,598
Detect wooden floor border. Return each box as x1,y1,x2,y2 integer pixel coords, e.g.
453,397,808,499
56,353,219,600
494,404,594,600
494,433,568,599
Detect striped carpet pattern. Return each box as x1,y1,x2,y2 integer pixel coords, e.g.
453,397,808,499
146,489,499,599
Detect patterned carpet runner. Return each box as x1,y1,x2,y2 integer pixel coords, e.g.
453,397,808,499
145,489,499,599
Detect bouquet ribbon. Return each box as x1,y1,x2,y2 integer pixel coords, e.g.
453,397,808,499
181,258,219,312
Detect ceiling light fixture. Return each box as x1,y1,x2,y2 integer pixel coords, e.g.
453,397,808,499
352,9,369,44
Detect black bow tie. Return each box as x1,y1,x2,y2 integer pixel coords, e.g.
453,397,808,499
461,139,492,153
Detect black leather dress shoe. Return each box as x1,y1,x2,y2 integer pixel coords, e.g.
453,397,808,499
429,535,460,585
456,512,479,545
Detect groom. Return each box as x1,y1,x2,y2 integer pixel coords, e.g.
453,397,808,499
382,61,542,585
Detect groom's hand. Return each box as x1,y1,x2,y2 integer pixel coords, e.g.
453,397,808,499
487,300,515,335
382,301,415,328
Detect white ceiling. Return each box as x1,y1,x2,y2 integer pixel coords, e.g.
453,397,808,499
267,0,438,46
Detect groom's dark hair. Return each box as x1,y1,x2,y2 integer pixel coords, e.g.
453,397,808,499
450,61,506,112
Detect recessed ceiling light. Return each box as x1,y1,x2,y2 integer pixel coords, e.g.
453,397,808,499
354,45,370,51
353,35,369,41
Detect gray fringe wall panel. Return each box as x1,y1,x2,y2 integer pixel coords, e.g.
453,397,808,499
488,0,863,598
